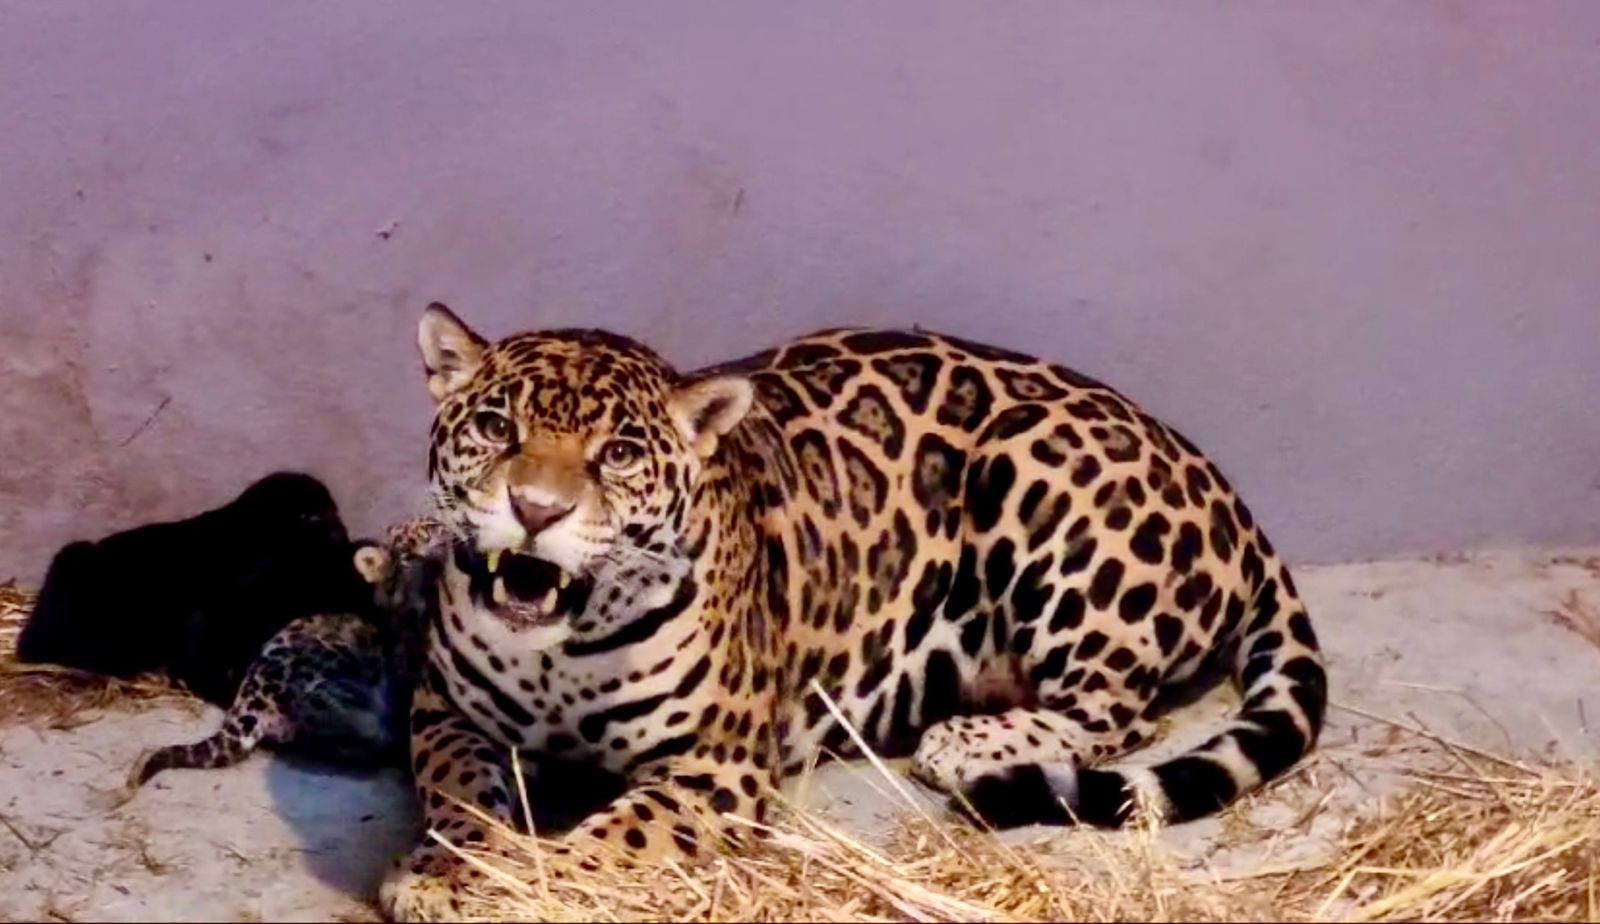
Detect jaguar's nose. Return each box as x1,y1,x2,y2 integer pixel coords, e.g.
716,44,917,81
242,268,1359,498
511,496,574,536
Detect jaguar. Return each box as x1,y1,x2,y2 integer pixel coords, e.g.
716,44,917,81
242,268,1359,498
127,517,449,787
380,302,1327,921
17,471,364,707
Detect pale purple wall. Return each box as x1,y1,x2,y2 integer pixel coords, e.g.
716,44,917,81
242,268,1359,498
2,1,1598,582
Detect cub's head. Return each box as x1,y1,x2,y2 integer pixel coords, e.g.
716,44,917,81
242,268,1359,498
416,303,751,617
352,517,451,616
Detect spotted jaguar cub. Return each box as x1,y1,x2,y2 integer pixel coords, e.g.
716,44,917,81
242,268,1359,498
381,303,1327,921
128,517,449,788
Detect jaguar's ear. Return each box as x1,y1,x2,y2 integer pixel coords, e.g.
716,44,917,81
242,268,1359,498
667,375,754,459
418,302,488,402
353,544,391,583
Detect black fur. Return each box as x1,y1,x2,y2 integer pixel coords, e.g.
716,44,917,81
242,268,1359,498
15,471,369,706
960,763,1074,829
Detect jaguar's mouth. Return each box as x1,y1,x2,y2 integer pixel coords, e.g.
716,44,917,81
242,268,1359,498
456,546,591,629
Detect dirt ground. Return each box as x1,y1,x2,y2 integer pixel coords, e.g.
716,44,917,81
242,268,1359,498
1,546,1597,922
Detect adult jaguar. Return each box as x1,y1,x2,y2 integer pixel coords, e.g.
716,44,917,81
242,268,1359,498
381,303,1327,921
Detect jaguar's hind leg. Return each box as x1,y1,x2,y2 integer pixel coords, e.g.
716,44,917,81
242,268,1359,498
910,699,1158,829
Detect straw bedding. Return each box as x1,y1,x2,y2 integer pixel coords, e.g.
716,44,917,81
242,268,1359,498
2,581,1595,921
441,709,1598,923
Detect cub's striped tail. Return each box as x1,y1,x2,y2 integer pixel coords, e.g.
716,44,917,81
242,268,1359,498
968,564,1328,828
128,712,267,788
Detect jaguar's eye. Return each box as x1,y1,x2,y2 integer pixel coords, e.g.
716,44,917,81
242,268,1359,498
474,412,513,443
600,439,644,470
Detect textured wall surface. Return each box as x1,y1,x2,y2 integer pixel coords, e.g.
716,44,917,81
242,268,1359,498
2,1,1597,582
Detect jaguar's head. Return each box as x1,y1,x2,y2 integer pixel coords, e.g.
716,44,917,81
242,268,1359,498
416,302,752,629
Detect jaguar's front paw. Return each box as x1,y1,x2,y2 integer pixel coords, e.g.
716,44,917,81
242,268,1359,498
378,853,489,923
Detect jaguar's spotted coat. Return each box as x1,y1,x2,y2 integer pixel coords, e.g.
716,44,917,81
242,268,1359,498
380,303,1327,921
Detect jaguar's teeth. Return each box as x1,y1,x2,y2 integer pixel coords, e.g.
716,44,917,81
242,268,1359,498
491,577,509,606
558,571,571,589
539,588,559,613
486,550,503,573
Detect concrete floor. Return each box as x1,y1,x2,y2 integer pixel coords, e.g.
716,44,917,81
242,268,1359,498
2,547,1597,921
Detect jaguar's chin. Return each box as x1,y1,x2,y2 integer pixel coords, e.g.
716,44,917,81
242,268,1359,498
453,545,592,629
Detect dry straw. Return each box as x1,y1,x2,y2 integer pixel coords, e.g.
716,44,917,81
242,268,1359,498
448,689,1599,923
2,583,1596,921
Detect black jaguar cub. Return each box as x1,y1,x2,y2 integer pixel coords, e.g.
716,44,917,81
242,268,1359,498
17,471,367,706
